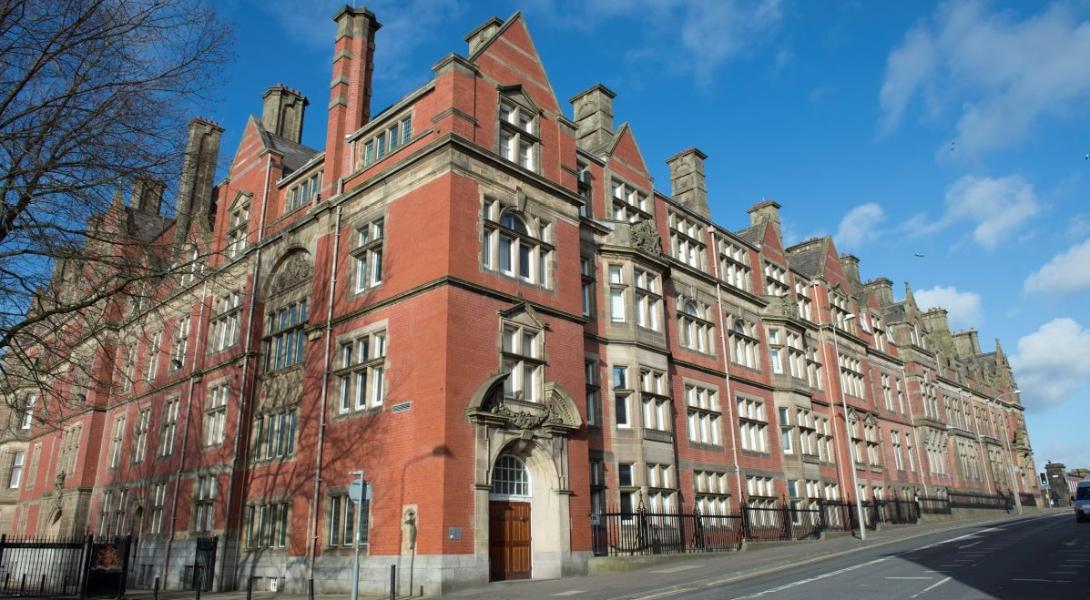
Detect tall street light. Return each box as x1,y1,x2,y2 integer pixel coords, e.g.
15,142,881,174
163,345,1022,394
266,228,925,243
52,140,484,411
831,312,867,540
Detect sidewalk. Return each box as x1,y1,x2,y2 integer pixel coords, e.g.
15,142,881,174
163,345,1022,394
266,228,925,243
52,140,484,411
118,509,1064,600
442,508,1064,599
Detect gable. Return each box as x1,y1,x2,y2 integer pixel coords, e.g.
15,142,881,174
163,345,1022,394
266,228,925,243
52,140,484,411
471,14,560,114
606,124,650,179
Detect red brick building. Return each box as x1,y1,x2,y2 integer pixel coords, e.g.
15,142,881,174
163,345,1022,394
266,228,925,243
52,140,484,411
0,7,1040,595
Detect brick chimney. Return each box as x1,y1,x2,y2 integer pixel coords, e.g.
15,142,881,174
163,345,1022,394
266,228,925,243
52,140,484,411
129,176,165,215
325,5,381,187
173,118,223,253
569,84,616,152
747,199,781,240
262,84,308,143
666,148,710,219
466,17,503,56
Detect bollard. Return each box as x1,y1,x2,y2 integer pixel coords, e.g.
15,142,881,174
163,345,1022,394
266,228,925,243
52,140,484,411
40,573,45,593
308,577,315,600
389,565,396,600
194,566,202,600
153,575,160,600
246,576,254,600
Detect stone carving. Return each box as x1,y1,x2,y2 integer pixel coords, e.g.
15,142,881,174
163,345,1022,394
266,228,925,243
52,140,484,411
491,403,548,431
269,252,311,296
629,220,662,255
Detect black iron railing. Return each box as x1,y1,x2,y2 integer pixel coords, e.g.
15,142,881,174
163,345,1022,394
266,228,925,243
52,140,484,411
0,534,131,598
948,491,1013,510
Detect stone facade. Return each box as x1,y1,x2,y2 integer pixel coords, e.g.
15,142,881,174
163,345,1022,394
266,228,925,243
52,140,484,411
0,7,1040,596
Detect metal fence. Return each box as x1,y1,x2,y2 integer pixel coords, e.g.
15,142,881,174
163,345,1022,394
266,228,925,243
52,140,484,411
917,496,952,515
1018,492,1040,508
0,534,130,598
948,491,1013,510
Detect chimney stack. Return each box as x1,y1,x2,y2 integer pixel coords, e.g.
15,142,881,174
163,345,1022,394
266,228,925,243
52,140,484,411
839,254,861,287
173,118,223,253
666,148,710,219
952,330,981,357
570,84,616,152
262,84,309,143
864,277,894,307
325,5,381,188
130,176,165,215
466,17,502,56
921,308,950,336
747,199,781,240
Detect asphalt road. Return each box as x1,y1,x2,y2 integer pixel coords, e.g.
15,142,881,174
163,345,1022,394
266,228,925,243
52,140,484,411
686,511,1086,600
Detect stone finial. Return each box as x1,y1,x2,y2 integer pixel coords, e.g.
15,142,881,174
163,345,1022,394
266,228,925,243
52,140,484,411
570,84,616,152
666,148,710,219
261,84,309,143
466,17,503,56
747,199,781,240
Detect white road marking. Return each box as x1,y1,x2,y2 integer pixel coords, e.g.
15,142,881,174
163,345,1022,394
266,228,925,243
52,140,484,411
911,526,1004,552
649,564,702,574
1065,539,1078,547
958,541,981,549
1012,578,1071,583
728,557,888,599
910,576,952,598
886,576,933,580
553,592,585,597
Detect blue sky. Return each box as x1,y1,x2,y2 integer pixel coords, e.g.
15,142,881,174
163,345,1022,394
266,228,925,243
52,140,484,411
210,1,1090,469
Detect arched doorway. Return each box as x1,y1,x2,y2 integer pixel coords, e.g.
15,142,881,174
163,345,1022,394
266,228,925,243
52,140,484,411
489,455,532,581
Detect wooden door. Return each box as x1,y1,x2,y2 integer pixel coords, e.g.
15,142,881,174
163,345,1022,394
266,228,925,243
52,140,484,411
489,500,532,580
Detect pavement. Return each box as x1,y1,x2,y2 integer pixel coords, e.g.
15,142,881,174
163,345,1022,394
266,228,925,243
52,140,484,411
118,509,1076,600
440,509,1076,599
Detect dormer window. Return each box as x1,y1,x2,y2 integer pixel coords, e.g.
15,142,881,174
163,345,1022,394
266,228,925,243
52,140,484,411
611,178,651,222
226,197,249,258
498,99,538,172
286,170,321,214
361,114,413,168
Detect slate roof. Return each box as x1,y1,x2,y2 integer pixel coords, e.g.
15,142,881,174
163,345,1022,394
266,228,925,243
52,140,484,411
735,225,763,246
253,118,321,176
883,302,907,323
785,238,827,278
126,208,172,242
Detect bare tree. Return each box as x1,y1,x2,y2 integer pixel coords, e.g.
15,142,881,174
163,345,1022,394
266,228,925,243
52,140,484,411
0,0,232,427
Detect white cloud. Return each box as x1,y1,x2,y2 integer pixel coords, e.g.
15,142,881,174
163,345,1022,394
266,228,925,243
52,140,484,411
914,285,982,329
834,202,885,248
1011,318,1090,410
261,0,463,84
1024,239,1090,294
528,0,784,85
906,174,1039,250
879,1,1090,156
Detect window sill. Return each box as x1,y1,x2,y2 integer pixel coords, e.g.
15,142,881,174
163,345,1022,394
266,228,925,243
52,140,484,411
688,441,725,451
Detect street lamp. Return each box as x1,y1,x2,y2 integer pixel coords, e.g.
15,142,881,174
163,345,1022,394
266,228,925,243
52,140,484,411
830,312,867,540
349,470,366,600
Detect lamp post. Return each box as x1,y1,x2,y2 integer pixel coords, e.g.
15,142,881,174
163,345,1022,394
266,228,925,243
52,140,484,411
830,312,867,540
349,470,366,600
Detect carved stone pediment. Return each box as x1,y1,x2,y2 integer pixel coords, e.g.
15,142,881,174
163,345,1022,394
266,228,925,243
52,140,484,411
466,374,582,435
267,252,312,297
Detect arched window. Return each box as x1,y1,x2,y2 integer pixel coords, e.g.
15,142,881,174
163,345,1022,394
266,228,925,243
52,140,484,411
678,298,714,354
491,455,529,497
482,201,553,287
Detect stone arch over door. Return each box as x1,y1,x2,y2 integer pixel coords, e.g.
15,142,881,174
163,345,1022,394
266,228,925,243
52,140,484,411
467,371,581,582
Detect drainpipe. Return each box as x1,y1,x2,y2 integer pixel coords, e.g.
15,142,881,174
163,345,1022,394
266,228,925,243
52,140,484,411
305,180,344,583
163,275,211,587
809,282,850,504
997,404,1023,514
707,228,744,502
220,154,274,590
897,364,929,497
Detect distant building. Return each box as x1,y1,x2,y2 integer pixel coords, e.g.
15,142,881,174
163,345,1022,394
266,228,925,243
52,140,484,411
0,6,1042,595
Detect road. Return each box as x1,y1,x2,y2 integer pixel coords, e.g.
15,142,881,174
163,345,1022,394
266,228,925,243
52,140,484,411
683,511,1085,600
442,512,1085,599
